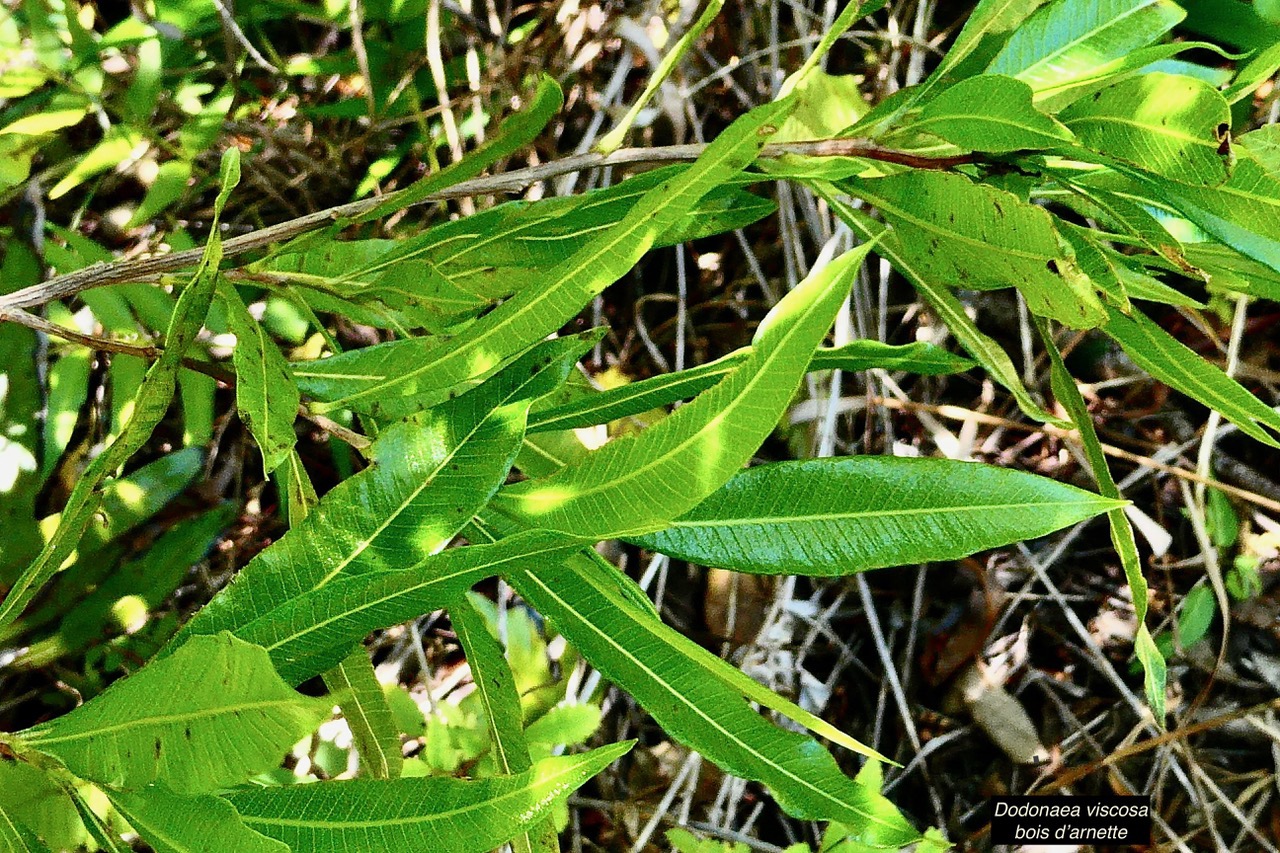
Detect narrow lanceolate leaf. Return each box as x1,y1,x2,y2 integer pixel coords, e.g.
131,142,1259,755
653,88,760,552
169,332,590,648
19,633,327,794
220,283,299,473
293,99,794,419
841,171,1105,329
323,648,403,780
985,0,1184,95
632,457,1122,574
235,531,582,684
351,74,563,225
0,150,240,632
494,242,871,541
1035,316,1165,722
452,594,556,853
915,0,1049,99
228,745,631,853
910,75,1073,153
529,340,973,434
1061,73,1231,186
817,189,1065,425
105,788,288,853
509,559,920,846
1103,305,1280,447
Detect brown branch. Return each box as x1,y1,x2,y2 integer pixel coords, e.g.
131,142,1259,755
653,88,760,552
0,139,975,312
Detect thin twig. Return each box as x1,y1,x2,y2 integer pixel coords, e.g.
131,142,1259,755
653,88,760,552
0,139,975,313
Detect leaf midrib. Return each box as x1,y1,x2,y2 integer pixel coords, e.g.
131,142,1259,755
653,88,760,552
26,698,305,746
521,568,903,833
238,758,591,830
666,497,1117,529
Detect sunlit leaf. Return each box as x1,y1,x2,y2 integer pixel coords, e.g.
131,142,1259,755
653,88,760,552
293,99,794,418
910,75,1073,153
227,745,632,852
633,457,1121,574
1103,304,1280,447
1061,72,1231,186
105,788,288,853
19,633,328,793
985,0,1184,95
494,241,871,540
841,171,1105,328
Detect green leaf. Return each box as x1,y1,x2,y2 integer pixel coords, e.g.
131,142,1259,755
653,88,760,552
170,333,583,648
227,745,632,852
106,788,288,853
1176,584,1216,648
508,557,919,843
351,75,563,225
1061,72,1231,186
293,99,794,418
524,704,602,749
452,594,555,853
985,0,1184,95
0,150,239,633
494,240,870,540
0,803,51,853
1225,41,1280,102
19,633,327,793
632,457,1122,574
1137,148,1280,275
916,0,1049,100
528,340,973,434
841,171,1105,328
235,531,581,683
323,648,403,780
0,761,84,851
220,283,299,473
910,75,1073,153
14,503,235,668
127,161,192,228
821,189,1064,424
1037,315,1164,721
48,127,145,199
1102,304,1280,447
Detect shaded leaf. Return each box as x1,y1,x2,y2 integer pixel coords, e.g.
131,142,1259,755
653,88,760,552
221,283,299,473
0,150,239,632
1103,304,1280,447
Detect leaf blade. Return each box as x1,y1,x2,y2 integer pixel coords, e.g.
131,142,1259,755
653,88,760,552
20,633,327,794
494,241,873,539
632,457,1122,574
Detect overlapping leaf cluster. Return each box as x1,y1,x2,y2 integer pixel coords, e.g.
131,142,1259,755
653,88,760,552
2,0,1279,849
